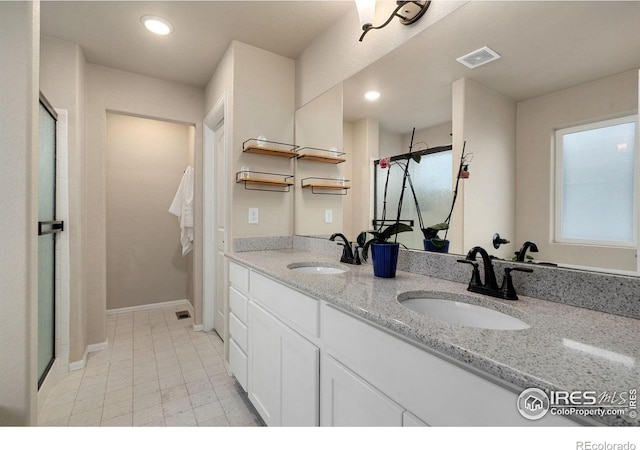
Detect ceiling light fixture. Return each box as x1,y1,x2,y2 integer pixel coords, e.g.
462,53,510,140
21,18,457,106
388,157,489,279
356,0,431,42
364,91,381,101
141,15,173,35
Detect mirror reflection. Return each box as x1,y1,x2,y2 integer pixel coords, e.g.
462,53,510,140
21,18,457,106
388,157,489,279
295,1,640,274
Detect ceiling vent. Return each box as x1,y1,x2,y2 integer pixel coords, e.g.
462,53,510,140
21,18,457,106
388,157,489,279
456,46,501,69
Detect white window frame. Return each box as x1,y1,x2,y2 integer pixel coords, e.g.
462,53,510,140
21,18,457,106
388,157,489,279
553,114,638,248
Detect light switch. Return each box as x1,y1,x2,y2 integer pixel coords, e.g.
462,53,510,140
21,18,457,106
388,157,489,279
325,209,333,224
248,208,259,224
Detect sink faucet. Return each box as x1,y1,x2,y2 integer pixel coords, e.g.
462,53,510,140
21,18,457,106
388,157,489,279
514,241,539,262
330,233,361,265
457,246,532,300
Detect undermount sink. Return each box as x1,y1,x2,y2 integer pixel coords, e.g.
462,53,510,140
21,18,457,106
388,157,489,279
398,292,529,330
287,262,347,275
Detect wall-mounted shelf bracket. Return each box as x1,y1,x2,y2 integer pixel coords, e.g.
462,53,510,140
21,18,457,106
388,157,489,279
301,177,350,195
296,147,346,164
236,171,294,193
242,138,299,158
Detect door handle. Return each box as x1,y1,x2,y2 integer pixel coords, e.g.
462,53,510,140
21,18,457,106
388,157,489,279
38,221,64,236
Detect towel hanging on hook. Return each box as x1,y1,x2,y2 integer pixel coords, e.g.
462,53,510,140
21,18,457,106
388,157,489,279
169,166,194,256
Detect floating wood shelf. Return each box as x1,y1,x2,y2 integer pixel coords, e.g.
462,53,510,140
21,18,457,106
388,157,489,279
236,171,294,192
297,147,346,164
242,138,299,158
301,177,350,195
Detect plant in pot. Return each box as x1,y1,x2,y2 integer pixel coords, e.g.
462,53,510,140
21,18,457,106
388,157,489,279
357,133,421,278
419,142,472,253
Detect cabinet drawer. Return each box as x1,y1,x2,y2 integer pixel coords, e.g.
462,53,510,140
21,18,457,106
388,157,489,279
229,338,248,392
322,303,576,427
229,312,248,353
229,261,249,294
250,271,319,338
229,286,248,324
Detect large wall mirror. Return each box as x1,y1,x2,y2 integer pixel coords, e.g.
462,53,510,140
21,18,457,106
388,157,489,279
294,1,640,275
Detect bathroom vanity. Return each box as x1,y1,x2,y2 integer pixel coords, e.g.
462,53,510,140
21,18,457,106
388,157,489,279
225,246,639,427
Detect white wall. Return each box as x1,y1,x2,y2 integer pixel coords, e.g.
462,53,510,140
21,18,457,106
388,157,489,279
228,42,296,239
0,1,39,426
295,1,468,109
453,78,517,258
516,70,638,270
401,122,452,152
295,84,344,236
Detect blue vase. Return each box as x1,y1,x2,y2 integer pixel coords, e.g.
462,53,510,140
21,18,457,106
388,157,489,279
423,239,450,253
371,243,400,278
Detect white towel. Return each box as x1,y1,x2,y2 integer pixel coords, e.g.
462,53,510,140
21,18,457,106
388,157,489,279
169,166,194,256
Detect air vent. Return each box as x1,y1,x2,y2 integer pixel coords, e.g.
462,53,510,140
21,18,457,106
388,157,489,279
456,46,501,69
175,311,191,320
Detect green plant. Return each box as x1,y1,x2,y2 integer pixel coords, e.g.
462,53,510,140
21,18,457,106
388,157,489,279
423,222,449,249
416,142,471,250
357,222,412,262
358,129,420,262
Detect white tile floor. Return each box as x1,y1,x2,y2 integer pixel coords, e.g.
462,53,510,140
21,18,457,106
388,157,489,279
38,304,263,427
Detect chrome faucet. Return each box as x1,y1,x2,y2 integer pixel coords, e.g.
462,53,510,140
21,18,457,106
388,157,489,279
514,241,538,262
457,246,532,300
329,233,361,265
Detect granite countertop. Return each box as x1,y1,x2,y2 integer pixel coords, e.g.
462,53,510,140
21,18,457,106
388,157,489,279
227,249,640,426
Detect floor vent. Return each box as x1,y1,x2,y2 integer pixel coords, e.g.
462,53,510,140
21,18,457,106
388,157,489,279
176,311,191,320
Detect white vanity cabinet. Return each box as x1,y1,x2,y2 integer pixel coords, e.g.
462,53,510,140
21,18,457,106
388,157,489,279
228,262,250,392
321,355,405,426
321,302,577,427
248,301,319,426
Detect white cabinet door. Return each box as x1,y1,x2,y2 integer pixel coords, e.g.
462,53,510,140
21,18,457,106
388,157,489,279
248,301,319,426
321,355,404,427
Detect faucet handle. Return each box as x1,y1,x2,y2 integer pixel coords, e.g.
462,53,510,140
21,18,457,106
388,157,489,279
457,259,481,288
500,267,533,300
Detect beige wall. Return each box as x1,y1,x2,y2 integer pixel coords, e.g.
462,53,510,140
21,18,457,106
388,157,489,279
516,70,638,270
401,121,452,152
39,36,88,373
295,84,344,236
453,78,517,258
85,64,204,349
106,113,194,310
230,42,296,239
349,118,380,238
0,1,39,425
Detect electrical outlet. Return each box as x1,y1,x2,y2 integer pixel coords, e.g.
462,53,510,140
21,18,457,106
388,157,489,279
248,208,259,224
325,209,333,224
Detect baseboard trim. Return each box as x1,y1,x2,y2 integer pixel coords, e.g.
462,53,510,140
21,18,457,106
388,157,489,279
68,339,108,372
106,298,192,315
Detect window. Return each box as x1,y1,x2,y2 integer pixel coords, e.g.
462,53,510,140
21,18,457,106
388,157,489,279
554,115,637,246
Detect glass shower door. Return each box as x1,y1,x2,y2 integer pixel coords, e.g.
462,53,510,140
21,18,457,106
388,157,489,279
38,95,60,388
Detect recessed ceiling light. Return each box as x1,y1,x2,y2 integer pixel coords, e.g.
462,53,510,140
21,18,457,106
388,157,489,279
141,15,173,35
364,91,381,101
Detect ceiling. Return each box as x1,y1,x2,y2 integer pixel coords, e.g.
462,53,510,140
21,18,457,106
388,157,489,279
40,1,354,88
343,1,640,134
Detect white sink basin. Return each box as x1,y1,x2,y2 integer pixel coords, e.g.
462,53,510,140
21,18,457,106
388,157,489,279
287,263,347,275
399,294,529,330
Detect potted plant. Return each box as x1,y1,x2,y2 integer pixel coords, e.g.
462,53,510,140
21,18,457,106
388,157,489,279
357,132,420,278
419,142,471,253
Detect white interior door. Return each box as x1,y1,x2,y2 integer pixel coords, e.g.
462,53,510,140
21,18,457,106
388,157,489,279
214,120,226,337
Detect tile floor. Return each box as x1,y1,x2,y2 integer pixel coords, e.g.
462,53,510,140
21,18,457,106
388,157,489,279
38,304,263,427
